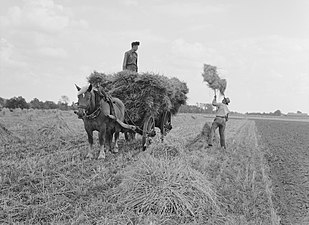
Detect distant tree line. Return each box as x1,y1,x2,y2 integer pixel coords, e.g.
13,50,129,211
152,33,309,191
246,110,308,117
179,105,291,117
0,96,77,110
179,103,215,114
1,95,216,113
245,109,282,116
2,96,302,117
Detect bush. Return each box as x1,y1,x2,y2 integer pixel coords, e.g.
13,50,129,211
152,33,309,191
5,96,29,109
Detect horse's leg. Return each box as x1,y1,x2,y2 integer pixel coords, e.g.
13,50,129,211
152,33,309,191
160,128,164,142
105,129,113,153
97,123,107,159
98,130,106,159
131,132,136,140
124,131,130,142
125,131,135,142
86,130,94,159
114,131,119,153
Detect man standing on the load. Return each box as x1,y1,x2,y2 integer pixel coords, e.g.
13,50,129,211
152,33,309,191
208,94,230,149
122,41,140,72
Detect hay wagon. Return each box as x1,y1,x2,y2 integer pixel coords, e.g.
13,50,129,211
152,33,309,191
88,70,188,150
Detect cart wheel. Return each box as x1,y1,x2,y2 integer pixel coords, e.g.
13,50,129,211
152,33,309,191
142,115,156,151
160,111,172,142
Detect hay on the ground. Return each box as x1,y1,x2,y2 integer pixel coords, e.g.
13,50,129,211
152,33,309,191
186,122,219,150
38,115,74,139
113,154,219,223
149,142,180,159
202,64,227,95
0,122,20,143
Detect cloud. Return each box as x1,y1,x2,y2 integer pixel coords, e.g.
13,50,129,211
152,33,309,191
0,38,27,68
0,0,86,34
118,29,167,44
171,38,206,59
121,0,139,6
298,72,309,98
168,38,224,73
0,0,90,68
37,46,68,58
166,36,309,80
160,35,309,113
193,35,309,77
185,24,214,32
155,2,228,17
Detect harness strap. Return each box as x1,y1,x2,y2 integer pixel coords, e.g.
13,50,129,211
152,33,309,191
85,107,101,120
97,87,116,117
106,95,116,116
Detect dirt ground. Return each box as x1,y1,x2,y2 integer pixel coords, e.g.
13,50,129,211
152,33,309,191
255,120,309,225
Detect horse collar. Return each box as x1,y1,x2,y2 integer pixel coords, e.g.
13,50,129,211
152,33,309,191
85,107,101,120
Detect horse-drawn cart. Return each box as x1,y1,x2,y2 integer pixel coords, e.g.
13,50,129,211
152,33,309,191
87,70,188,150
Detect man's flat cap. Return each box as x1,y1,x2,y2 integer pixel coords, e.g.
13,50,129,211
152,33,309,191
131,41,140,46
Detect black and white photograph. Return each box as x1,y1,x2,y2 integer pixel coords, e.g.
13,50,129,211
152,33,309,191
1,0,308,224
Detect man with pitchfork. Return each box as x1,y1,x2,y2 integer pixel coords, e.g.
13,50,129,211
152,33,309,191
208,90,230,149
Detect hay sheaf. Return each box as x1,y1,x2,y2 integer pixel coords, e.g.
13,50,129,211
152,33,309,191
0,123,20,143
87,70,113,90
38,115,74,139
202,64,227,95
113,154,219,223
186,122,219,150
149,142,180,159
87,71,189,124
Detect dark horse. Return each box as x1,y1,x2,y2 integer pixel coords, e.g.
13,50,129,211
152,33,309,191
74,84,132,159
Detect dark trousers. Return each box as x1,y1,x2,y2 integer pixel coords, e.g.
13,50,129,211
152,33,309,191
208,117,226,148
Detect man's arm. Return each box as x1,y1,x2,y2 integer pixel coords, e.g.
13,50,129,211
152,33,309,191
122,52,128,70
212,95,219,107
136,53,138,72
225,113,229,121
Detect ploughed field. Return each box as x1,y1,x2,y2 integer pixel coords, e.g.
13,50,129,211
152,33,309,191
0,109,308,224
255,120,309,225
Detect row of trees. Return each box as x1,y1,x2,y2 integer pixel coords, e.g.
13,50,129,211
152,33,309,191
179,104,288,116
0,96,76,110
1,96,291,116
179,103,215,114
1,95,210,113
245,110,282,116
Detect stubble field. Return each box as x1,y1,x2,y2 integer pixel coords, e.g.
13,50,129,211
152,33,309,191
0,109,308,224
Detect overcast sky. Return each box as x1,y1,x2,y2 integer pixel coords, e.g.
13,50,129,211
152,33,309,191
1,0,309,113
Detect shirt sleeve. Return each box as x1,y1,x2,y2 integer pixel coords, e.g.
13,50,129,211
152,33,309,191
225,106,230,116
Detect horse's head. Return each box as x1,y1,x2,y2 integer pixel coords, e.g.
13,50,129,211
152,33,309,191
74,84,94,119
